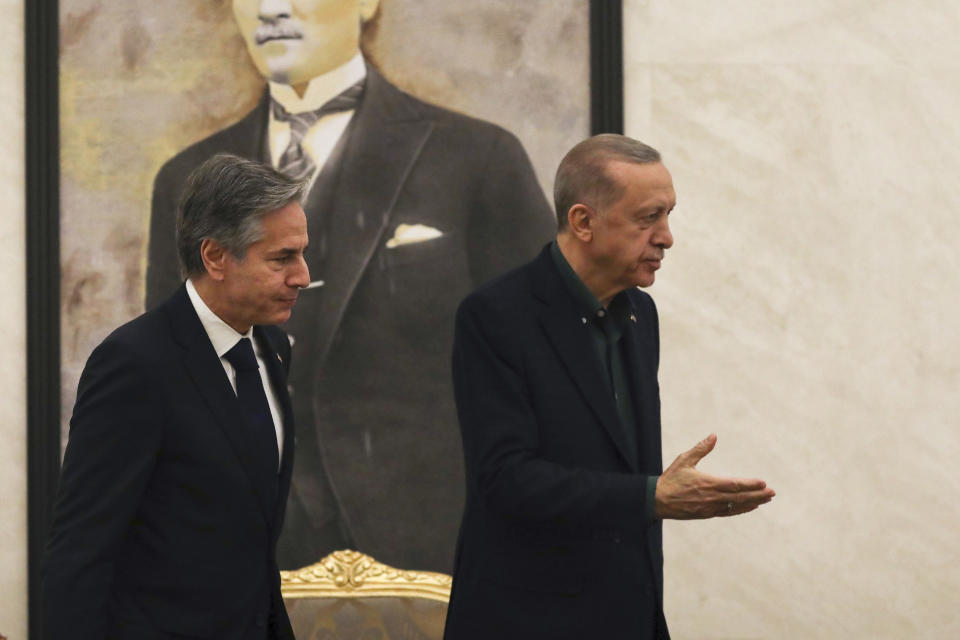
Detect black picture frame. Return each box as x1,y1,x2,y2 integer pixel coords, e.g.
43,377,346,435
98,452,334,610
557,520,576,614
24,1,622,637
25,1,62,639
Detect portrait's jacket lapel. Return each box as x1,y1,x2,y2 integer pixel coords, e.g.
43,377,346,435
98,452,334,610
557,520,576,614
233,91,272,164
301,66,434,371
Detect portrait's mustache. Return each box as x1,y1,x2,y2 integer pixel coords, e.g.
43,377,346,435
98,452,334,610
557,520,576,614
254,22,304,45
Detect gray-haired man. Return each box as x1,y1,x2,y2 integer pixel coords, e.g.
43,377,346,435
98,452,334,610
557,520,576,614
44,154,308,639
444,135,775,639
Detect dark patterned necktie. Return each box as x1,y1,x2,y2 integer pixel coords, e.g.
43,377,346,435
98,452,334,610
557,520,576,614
224,338,280,478
271,78,365,180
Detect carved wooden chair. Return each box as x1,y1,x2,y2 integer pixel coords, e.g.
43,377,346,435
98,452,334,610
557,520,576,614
281,550,452,640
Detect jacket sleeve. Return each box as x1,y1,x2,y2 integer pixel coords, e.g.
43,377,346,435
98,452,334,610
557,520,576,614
452,293,650,532
42,336,163,640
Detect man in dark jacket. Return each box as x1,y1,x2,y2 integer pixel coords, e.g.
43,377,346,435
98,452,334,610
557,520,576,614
443,135,776,639
44,155,309,639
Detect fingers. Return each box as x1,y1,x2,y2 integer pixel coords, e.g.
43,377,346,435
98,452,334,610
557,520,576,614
695,470,773,495
655,467,775,520
723,503,759,517
707,477,776,513
678,433,717,467
659,435,776,520
711,475,769,493
715,489,774,518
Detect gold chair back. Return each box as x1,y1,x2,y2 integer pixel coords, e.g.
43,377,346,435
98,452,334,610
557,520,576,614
281,549,452,640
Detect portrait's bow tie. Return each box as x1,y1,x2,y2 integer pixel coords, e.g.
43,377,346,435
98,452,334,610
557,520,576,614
271,78,365,180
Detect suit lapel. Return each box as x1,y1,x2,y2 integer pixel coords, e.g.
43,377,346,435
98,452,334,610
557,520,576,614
254,326,296,531
253,327,294,469
531,250,638,471
621,312,662,473
302,66,434,368
164,287,275,525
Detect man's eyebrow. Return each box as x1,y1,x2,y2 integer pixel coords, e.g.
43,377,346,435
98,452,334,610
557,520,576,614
268,247,300,256
634,204,668,215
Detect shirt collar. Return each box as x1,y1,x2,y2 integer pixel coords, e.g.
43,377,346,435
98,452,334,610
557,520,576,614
550,240,604,317
268,52,367,115
185,279,253,358
549,241,633,330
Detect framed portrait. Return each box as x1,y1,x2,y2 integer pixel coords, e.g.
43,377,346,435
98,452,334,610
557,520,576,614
26,0,622,635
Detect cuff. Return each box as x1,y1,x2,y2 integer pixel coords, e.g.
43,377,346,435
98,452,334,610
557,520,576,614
646,475,660,522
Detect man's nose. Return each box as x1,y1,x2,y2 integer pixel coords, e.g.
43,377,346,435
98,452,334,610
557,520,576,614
288,255,310,289
655,217,674,249
258,0,292,21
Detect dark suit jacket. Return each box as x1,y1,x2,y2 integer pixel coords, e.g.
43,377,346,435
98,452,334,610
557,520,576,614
146,66,555,572
442,246,670,640
43,285,295,640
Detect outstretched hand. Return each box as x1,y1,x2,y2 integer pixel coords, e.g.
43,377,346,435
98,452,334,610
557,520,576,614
655,434,775,520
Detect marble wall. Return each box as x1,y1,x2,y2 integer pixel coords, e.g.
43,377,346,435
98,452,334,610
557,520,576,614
624,1,960,638
0,0,26,636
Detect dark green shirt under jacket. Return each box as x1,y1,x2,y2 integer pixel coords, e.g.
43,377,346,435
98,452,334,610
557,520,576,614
550,241,659,522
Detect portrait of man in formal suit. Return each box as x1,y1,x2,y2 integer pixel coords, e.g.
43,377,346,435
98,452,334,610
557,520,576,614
44,155,310,639
146,0,556,573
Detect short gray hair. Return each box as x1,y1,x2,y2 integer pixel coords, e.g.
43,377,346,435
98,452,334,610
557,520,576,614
176,154,308,278
553,134,662,229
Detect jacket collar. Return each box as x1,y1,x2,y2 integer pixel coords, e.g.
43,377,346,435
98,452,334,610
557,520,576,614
529,246,641,471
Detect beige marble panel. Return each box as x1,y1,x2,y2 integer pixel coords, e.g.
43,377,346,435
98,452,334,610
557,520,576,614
0,0,27,636
632,0,960,66
626,1,960,638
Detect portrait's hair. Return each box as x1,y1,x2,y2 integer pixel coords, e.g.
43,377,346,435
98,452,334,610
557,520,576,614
176,153,308,278
553,134,662,229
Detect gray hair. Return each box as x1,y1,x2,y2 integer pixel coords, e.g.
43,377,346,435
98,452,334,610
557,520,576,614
553,134,662,230
176,154,308,278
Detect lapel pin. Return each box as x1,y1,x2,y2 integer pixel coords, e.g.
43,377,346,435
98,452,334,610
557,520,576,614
630,314,637,323
581,317,587,325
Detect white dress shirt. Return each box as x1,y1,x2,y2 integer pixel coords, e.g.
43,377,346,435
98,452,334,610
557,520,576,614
268,52,367,193
186,279,284,471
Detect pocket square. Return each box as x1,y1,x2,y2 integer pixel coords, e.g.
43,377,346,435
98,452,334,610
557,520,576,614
385,223,443,249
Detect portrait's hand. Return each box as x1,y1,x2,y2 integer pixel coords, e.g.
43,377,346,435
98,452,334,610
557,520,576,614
654,434,775,520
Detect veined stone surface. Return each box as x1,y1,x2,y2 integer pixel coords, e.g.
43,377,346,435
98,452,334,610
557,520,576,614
626,1,960,638
0,0,26,636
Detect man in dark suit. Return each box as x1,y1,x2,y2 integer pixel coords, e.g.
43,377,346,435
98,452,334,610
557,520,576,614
147,0,554,573
43,155,310,639
443,135,776,639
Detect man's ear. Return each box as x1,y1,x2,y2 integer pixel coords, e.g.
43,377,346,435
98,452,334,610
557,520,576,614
359,0,380,23
567,204,594,243
200,238,229,282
